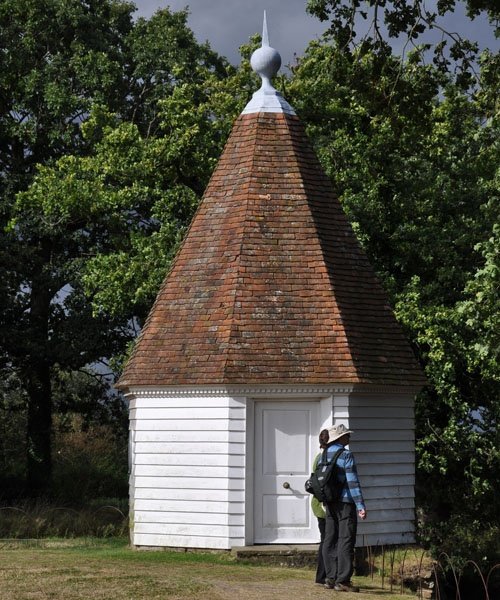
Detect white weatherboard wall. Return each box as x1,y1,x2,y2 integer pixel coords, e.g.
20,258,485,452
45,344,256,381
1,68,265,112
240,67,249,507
127,386,417,550
128,390,246,550
337,391,416,547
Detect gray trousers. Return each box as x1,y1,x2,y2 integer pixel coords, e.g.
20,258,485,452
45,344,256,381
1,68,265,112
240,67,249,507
322,501,357,584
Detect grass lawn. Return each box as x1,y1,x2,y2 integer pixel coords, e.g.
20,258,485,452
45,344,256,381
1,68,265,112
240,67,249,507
0,538,417,600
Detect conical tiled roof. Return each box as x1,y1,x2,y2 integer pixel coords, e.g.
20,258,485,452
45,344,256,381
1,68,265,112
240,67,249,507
117,31,425,390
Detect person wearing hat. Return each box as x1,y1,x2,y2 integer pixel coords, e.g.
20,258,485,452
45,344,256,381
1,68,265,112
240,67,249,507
321,423,367,593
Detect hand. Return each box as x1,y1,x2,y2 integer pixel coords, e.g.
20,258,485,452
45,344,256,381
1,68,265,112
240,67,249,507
358,509,367,520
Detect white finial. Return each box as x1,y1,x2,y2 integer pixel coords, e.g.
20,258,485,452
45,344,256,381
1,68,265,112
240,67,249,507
242,13,296,115
250,13,281,90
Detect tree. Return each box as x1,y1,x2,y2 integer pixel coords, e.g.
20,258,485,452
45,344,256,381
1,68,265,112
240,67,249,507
289,39,499,562
306,0,499,88
0,0,136,494
0,1,232,494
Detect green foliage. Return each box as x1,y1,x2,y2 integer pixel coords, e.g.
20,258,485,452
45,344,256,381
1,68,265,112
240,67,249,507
52,414,128,503
290,39,499,563
0,372,27,492
0,1,237,493
458,223,500,382
0,0,137,494
12,69,248,326
0,0,133,175
306,0,499,88
0,367,128,500
0,0,498,567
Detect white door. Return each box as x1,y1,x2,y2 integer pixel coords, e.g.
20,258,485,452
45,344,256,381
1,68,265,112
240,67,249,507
254,400,319,543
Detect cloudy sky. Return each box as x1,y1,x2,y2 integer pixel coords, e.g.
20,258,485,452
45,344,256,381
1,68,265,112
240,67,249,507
133,0,325,68
133,1,498,70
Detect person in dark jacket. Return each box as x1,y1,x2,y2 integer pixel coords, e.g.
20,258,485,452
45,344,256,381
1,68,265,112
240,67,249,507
321,423,367,593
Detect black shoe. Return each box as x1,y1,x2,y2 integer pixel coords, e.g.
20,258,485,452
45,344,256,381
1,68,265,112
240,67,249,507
324,578,336,589
334,582,360,592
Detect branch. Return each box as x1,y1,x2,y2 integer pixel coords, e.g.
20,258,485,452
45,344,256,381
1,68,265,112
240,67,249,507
372,0,383,46
76,367,113,383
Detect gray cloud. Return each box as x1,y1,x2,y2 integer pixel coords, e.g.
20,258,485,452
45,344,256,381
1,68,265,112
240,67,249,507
133,0,498,70
133,0,326,68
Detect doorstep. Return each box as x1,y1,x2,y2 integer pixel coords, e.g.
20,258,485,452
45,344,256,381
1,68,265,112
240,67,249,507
231,544,319,567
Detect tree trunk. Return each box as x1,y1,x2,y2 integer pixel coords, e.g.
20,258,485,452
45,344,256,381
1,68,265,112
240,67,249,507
25,263,53,497
26,363,52,495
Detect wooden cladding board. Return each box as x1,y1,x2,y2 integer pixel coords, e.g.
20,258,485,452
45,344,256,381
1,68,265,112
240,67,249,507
130,393,246,550
349,392,416,546
129,389,417,549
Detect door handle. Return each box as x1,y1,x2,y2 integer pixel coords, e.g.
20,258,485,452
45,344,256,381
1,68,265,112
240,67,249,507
283,482,290,489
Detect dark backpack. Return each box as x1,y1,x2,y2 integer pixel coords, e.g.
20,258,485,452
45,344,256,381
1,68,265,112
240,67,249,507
305,447,344,503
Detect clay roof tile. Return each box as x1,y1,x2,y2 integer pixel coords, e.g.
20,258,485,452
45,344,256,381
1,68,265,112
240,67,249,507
118,110,425,389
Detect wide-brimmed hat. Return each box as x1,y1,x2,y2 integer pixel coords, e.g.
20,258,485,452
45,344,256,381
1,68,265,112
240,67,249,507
326,423,353,443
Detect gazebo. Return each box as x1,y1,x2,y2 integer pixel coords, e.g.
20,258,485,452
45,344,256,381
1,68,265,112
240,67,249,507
117,19,425,550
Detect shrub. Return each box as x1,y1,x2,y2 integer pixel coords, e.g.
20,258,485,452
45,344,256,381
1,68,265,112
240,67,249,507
51,415,128,503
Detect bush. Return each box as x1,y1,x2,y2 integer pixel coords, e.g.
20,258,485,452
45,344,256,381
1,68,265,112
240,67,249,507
51,415,128,503
417,512,500,565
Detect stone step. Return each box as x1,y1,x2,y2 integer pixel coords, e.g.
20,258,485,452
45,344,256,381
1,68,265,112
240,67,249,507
231,544,319,567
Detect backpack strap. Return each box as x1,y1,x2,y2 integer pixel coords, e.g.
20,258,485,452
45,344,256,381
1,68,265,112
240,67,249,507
327,446,344,465
333,447,344,462
318,446,343,467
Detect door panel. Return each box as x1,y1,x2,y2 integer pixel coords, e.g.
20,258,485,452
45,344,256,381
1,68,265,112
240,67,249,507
254,401,319,543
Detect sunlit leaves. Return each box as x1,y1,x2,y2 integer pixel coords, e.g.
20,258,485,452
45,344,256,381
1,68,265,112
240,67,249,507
291,38,499,561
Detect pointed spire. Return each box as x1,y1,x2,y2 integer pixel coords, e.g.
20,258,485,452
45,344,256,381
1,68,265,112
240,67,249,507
242,12,295,115
262,10,269,47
